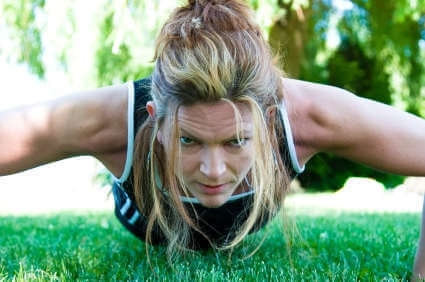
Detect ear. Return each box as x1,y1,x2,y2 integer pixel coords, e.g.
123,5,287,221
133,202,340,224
265,105,277,120
157,128,164,145
146,101,164,144
146,101,156,119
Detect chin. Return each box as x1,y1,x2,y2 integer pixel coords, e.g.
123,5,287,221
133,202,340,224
197,195,229,208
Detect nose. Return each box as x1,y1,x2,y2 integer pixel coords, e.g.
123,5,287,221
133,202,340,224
200,146,226,179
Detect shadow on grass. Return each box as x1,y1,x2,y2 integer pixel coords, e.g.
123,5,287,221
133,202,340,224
0,210,420,280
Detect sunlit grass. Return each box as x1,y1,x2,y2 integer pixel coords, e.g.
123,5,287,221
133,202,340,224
0,193,420,280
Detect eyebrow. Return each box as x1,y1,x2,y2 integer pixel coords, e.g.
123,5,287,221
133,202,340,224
179,129,252,143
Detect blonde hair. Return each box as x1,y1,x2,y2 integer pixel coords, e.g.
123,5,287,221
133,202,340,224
133,0,291,258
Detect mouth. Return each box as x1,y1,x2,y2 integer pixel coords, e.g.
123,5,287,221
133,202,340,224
198,183,227,195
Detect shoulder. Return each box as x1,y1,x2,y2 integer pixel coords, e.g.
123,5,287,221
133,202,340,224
281,78,360,165
80,83,132,176
76,84,130,155
59,83,129,153
53,83,130,176
95,77,152,178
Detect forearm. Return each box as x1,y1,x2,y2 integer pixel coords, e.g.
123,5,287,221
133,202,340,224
414,195,425,279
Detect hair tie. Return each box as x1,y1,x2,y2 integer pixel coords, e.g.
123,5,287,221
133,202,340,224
191,17,202,29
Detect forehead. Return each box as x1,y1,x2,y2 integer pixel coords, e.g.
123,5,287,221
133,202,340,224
176,101,253,141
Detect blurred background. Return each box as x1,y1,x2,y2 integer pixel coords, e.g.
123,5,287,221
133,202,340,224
1,0,425,214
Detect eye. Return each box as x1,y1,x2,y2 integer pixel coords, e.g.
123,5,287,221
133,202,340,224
180,136,194,145
228,138,249,147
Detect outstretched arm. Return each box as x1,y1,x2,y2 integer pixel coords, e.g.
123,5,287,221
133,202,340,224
0,84,129,177
283,78,425,176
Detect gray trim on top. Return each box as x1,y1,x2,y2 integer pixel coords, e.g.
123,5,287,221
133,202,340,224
114,81,135,183
279,99,305,174
179,190,255,204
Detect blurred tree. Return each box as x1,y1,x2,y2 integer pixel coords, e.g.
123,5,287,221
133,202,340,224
262,0,425,190
297,37,404,191
339,0,425,116
268,0,315,77
0,0,46,78
0,0,177,88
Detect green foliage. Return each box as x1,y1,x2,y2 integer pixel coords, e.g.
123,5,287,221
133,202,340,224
297,153,404,191
93,0,173,86
340,1,425,115
95,12,133,86
92,168,115,188
293,0,425,190
328,38,392,104
0,0,45,78
298,37,404,191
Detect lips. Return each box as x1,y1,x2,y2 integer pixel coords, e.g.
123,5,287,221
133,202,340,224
198,182,227,195
202,184,224,188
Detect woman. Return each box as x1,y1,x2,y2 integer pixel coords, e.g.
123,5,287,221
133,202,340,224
0,0,424,277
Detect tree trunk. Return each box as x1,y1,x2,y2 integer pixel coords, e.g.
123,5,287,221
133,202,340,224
268,2,311,78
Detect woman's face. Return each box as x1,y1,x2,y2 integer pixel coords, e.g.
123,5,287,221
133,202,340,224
158,101,255,208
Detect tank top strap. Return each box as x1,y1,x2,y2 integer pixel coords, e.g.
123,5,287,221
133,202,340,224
114,78,151,185
278,99,305,175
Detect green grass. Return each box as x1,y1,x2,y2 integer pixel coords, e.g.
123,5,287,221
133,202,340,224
0,200,420,281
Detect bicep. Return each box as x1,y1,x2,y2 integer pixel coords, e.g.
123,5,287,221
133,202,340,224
296,81,425,176
0,84,129,176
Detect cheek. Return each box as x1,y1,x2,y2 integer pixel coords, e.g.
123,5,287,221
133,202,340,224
229,148,254,174
239,154,254,173
179,153,199,176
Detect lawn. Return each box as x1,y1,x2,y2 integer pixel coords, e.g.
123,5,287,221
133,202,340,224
0,193,421,281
